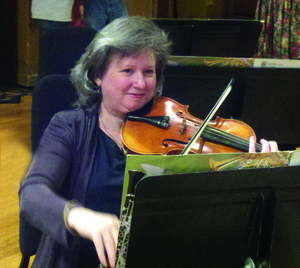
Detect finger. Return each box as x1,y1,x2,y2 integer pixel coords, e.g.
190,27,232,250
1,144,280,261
102,232,117,268
248,136,256,153
109,219,120,267
269,141,278,152
260,139,270,152
111,221,119,248
93,235,108,268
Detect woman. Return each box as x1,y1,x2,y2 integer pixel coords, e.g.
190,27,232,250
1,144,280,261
19,17,278,268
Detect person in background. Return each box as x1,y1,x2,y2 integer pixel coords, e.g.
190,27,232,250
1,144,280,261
31,0,75,36
82,0,128,31
19,16,278,268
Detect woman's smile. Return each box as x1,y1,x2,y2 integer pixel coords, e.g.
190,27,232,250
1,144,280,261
126,92,145,98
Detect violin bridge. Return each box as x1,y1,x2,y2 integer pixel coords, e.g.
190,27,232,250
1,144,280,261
179,118,187,135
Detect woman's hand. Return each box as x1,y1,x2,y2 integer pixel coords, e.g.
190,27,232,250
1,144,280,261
67,207,119,268
249,136,278,153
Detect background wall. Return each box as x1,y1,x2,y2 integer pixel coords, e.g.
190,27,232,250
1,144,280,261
17,0,39,87
176,0,258,19
0,0,39,87
0,0,19,85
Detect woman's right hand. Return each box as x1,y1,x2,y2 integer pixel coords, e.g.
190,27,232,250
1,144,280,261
67,207,119,268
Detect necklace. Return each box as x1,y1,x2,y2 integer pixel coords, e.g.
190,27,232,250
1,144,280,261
99,114,124,151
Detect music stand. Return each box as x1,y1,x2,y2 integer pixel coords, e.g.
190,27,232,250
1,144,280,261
152,19,263,57
117,165,300,268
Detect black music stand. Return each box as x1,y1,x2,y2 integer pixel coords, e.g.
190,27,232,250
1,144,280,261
152,19,263,57
120,165,300,268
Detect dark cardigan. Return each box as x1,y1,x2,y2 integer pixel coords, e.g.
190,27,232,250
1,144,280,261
19,108,101,268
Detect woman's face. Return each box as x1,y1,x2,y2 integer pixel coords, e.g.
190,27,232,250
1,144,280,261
95,49,156,118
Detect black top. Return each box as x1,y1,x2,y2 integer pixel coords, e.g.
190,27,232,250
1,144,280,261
77,128,126,267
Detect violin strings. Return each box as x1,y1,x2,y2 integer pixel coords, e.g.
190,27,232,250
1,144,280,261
185,120,262,152
205,127,249,148
204,126,262,151
164,117,262,152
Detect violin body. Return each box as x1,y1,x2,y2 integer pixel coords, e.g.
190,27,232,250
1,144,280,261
122,97,257,155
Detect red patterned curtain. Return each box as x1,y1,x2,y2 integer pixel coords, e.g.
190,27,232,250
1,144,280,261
255,0,300,59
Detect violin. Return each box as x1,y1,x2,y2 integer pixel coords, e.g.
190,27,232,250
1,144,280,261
122,96,262,155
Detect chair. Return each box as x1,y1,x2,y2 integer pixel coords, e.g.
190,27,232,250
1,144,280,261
38,26,97,79
31,74,77,152
19,74,76,268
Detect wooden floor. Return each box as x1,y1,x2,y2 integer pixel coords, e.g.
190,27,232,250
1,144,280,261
0,95,33,267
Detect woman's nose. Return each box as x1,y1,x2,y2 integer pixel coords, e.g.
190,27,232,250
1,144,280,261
132,72,146,88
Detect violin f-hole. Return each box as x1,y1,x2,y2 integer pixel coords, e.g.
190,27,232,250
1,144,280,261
162,138,188,147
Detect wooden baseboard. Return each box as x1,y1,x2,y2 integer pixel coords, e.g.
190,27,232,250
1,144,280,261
17,73,38,87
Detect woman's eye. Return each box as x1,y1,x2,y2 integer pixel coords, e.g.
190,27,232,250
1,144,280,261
145,69,155,75
122,69,132,74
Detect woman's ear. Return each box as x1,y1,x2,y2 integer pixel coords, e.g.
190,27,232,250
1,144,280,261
95,78,102,87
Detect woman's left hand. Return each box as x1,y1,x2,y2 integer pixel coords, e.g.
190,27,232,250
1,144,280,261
249,136,278,153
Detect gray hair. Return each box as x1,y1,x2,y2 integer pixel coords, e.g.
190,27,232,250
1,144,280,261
71,16,171,109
